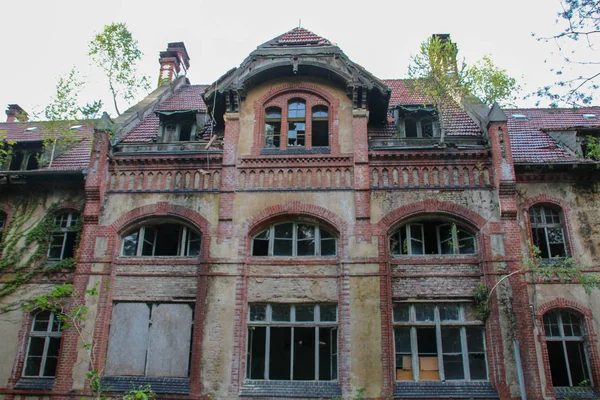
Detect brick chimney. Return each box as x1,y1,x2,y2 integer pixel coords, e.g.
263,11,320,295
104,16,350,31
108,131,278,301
5,104,28,123
158,42,191,87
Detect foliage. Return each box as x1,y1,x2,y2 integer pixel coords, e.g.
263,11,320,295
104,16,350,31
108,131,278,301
0,129,16,168
122,386,156,400
464,56,521,107
407,36,520,142
89,22,151,116
472,283,491,322
584,135,600,160
522,241,600,295
534,0,600,106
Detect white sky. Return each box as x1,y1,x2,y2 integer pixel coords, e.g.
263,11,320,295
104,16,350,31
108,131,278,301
0,0,594,118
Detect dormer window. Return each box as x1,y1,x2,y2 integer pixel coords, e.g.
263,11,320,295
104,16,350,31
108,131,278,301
162,122,196,142
396,106,440,138
288,100,306,147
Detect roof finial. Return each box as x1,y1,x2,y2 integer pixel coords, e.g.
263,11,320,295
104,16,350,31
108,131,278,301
298,18,301,28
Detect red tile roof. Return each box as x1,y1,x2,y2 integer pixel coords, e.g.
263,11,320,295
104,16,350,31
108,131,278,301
122,113,160,143
372,79,481,137
155,84,208,112
0,121,92,171
505,108,600,163
276,27,331,46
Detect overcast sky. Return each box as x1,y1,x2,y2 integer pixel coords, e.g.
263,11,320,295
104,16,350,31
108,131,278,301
0,0,594,118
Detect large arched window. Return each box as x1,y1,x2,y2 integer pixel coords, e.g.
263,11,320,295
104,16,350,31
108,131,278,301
252,222,336,257
312,106,329,147
48,211,80,260
122,222,201,257
543,310,591,387
288,100,306,147
264,107,282,148
529,204,567,259
390,220,476,255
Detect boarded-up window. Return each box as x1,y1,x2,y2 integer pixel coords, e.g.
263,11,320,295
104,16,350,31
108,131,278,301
105,303,193,377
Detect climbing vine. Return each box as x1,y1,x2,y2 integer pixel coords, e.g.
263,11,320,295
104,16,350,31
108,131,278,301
472,283,491,322
0,200,82,302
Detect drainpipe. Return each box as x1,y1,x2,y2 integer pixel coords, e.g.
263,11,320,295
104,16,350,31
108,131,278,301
513,339,527,400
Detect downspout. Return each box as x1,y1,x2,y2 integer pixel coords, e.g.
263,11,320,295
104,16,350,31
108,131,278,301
513,339,527,400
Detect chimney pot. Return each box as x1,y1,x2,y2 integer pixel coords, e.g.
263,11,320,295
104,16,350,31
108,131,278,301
157,42,190,87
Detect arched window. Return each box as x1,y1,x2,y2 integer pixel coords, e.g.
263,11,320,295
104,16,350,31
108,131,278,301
288,100,306,147
252,222,336,256
264,107,282,148
23,310,62,377
530,205,567,259
122,223,201,257
26,152,40,170
543,310,591,387
0,211,6,243
48,211,79,260
390,220,476,255
312,106,329,147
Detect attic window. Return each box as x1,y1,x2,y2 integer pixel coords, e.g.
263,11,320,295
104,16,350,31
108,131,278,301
69,125,83,130
24,127,39,132
511,114,527,120
582,114,597,120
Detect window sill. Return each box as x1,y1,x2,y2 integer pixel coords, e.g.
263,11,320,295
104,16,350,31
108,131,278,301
241,380,341,398
14,377,55,390
101,376,190,395
554,386,599,399
393,381,498,398
260,147,331,155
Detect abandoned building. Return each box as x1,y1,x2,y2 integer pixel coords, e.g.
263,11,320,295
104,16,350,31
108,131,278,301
1,28,600,400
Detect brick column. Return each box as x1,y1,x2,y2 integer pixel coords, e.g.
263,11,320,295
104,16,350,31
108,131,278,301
218,112,240,242
352,109,370,221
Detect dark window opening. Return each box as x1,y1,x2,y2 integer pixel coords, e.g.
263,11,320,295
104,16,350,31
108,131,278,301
122,223,201,257
48,212,79,260
405,119,418,138
26,153,40,170
0,211,5,243
312,106,329,147
288,101,306,147
23,310,62,378
530,205,567,259
9,152,24,170
252,222,336,257
265,107,282,148
179,124,193,141
390,220,476,255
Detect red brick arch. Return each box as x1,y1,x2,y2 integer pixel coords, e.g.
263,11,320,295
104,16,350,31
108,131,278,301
55,200,84,213
257,82,338,106
520,193,572,214
245,200,347,238
378,199,488,234
109,202,211,235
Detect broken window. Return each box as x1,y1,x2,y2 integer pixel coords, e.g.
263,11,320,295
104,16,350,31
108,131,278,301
529,205,567,259
390,220,476,256
26,152,40,170
252,222,336,257
398,110,439,138
312,106,329,147
0,211,6,243
160,115,197,142
122,223,201,257
288,100,306,147
265,107,282,148
47,211,79,260
105,303,194,377
393,303,487,381
543,310,591,387
23,310,62,378
247,304,338,381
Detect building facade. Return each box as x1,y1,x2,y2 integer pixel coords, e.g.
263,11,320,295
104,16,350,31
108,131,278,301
1,28,600,400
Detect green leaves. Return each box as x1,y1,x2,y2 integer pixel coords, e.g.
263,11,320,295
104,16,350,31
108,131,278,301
89,22,151,116
464,56,521,107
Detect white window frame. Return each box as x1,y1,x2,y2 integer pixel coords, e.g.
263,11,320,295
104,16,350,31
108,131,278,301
247,303,338,381
393,303,488,382
529,205,567,259
47,212,79,260
543,310,592,387
121,224,201,257
390,221,476,256
23,310,62,378
251,222,337,257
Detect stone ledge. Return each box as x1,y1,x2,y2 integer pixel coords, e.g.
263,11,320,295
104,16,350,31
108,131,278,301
14,378,55,390
101,376,190,395
240,380,341,398
393,381,499,398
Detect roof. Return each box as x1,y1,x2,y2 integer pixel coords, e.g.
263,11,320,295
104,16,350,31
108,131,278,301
123,84,209,143
505,108,600,164
261,27,332,47
370,79,481,137
155,84,208,112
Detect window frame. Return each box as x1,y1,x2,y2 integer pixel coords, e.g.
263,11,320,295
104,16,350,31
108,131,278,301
161,121,197,142
393,302,488,382
311,105,329,147
246,303,338,381
264,107,282,148
251,221,337,257
529,204,568,259
543,310,592,388
47,211,80,261
287,99,306,147
390,220,477,256
401,116,439,138
121,223,202,257
23,310,62,378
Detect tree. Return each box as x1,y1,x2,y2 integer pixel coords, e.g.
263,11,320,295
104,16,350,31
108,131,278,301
89,22,151,116
535,0,600,106
407,36,519,143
